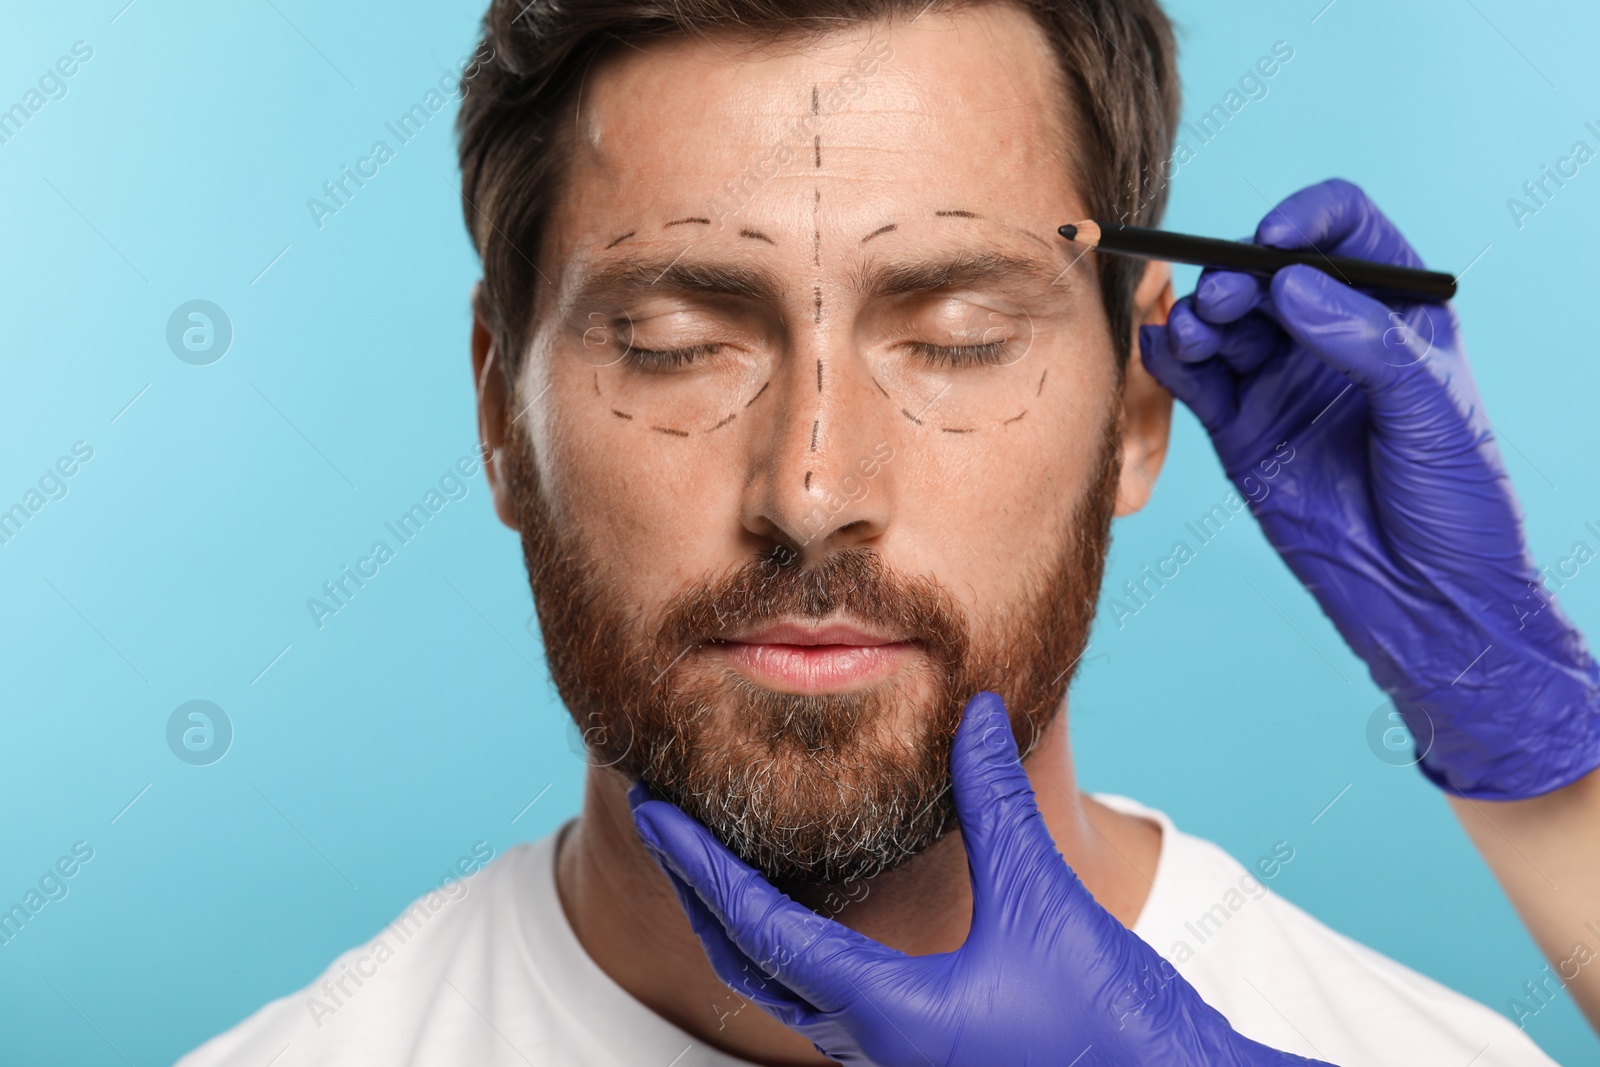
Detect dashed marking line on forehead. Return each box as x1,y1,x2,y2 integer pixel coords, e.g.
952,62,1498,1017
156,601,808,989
816,360,824,393
861,223,897,244
665,216,712,228
814,135,822,169
813,285,823,324
812,189,822,267
739,228,776,245
940,426,976,434
935,209,981,219
651,425,690,437
604,230,637,250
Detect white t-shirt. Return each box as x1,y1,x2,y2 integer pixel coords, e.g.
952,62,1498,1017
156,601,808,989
178,794,1555,1066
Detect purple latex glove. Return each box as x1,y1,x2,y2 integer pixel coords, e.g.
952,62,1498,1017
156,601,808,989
1141,178,1600,802
630,692,1329,1066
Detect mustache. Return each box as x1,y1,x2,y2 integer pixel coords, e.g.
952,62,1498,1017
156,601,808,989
654,547,971,669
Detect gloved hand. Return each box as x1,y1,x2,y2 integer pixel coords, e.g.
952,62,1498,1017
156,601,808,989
1140,178,1600,801
630,692,1330,1066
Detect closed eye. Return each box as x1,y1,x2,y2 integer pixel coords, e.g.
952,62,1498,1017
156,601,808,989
621,342,724,371
905,340,1010,368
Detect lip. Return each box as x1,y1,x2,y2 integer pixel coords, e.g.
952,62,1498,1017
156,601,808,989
709,619,917,694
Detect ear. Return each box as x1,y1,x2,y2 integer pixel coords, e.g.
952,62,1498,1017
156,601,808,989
470,282,520,531
1114,260,1175,518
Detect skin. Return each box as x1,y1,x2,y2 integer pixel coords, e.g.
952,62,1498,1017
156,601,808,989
1448,772,1600,1031
470,6,1173,1064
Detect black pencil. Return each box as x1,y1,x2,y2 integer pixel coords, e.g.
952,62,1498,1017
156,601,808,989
1058,220,1457,303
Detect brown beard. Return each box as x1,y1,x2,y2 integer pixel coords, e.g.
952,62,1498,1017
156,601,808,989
505,408,1121,886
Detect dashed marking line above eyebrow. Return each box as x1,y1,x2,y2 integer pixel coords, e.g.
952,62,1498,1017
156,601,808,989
604,230,637,250
665,216,712,228
935,209,980,219
744,380,771,407
861,223,897,243
739,228,776,245
651,425,690,437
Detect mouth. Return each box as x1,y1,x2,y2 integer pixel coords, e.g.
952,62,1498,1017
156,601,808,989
706,619,919,695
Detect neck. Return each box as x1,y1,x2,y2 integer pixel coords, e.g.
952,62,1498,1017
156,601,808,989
553,704,1160,1066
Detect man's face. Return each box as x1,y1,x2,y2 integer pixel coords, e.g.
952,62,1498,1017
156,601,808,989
479,4,1171,883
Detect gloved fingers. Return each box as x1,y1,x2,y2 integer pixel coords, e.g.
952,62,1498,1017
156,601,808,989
1267,265,1444,423
631,797,897,1011
1169,302,1284,378
1254,177,1426,269
655,860,817,1027
1193,265,1268,325
950,692,1077,931
1140,324,1237,435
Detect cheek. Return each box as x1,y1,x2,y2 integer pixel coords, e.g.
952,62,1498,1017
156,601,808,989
539,381,739,594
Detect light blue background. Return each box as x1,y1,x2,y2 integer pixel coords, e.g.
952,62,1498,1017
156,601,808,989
2,0,1597,1062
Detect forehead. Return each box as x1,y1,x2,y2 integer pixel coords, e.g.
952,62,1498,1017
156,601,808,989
551,4,1080,255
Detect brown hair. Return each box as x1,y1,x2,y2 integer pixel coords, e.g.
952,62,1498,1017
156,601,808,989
455,0,1180,380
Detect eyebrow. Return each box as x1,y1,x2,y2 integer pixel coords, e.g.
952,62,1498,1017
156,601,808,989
576,258,782,305
851,250,1057,299
575,248,1059,308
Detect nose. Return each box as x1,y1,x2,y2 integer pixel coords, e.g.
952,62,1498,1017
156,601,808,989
740,335,898,561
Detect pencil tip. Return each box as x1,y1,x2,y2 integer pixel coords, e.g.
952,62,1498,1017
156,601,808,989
1058,224,1078,241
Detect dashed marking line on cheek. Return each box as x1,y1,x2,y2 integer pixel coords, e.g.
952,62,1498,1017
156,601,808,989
651,425,690,437
612,409,634,421
604,230,636,250
1037,369,1048,396
1004,410,1028,425
708,412,738,432
900,408,923,426
805,470,813,491
871,376,891,399
744,380,771,407
593,372,600,395
812,84,820,115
